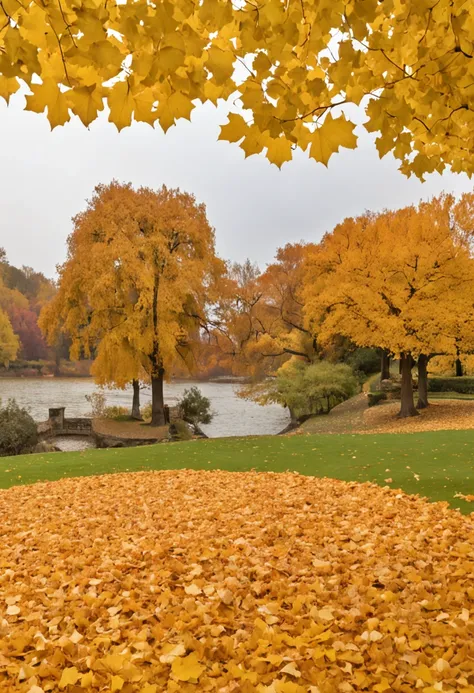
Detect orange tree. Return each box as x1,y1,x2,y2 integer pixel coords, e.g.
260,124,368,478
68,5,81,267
40,181,222,425
2,1,474,177
215,244,318,379
304,195,474,417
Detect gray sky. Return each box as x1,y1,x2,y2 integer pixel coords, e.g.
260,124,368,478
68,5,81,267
1,94,473,278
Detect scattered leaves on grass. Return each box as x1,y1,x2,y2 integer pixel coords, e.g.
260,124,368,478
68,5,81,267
455,492,474,502
0,470,473,692
364,399,474,433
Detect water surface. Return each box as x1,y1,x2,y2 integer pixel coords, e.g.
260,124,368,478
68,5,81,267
0,378,289,439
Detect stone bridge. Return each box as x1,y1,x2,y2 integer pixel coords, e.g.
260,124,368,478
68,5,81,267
38,407,92,439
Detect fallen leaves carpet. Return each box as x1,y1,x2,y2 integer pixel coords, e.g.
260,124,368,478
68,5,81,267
0,470,473,693
364,400,474,434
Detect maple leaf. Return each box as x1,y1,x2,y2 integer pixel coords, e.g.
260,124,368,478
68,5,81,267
218,113,248,143
107,81,134,131
167,92,194,121
206,46,235,84
0,76,19,104
25,79,70,129
67,86,104,127
309,114,357,166
266,137,293,168
171,652,205,682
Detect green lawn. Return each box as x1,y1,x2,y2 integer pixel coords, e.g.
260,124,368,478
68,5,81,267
2,430,474,514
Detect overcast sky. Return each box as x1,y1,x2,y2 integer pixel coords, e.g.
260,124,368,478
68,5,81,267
1,93,473,279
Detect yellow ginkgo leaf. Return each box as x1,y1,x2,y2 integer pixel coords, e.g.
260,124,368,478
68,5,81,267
59,666,80,688
81,671,93,687
171,652,205,682
280,662,301,677
111,674,124,691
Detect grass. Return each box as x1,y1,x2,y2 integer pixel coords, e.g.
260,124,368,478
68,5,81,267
2,430,474,514
429,391,474,400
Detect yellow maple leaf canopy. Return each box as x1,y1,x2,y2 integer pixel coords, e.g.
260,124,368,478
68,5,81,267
1,0,474,175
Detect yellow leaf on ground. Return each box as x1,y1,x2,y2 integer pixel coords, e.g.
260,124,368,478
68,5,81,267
171,652,205,682
59,666,80,688
111,674,124,691
280,662,301,677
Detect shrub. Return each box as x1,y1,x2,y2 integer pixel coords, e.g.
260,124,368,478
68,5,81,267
428,377,474,394
241,360,359,420
0,399,38,456
178,387,213,425
345,348,380,376
170,419,194,441
103,405,130,420
141,402,152,421
85,391,106,417
368,391,388,407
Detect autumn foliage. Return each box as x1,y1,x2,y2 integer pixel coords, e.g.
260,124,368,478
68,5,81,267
40,182,222,425
2,0,474,176
303,194,474,417
0,469,473,692
216,244,317,379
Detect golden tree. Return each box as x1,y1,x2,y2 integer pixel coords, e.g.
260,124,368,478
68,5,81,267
40,182,220,425
2,0,474,176
0,307,19,366
217,244,318,379
304,195,474,417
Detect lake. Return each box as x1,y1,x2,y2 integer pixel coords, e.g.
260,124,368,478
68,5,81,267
0,378,289,439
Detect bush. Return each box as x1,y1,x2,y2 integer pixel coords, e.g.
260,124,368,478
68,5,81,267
368,391,387,407
0,399,38,456
428,377,474,393
178,387,213,425
345,348,380,376
241,360,359,420
141,402,152,421
170,419,194,441
103,405,130,420
85,391,106,417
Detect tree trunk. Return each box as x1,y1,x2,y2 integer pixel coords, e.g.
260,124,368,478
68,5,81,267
455,358,463,377
416,354,429,410
398,353,419,418
381,350,390,381
151,368,166,426
131,379,141,420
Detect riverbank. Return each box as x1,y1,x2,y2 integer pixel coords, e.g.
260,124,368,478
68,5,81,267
0,377,289,437
3,430,474,513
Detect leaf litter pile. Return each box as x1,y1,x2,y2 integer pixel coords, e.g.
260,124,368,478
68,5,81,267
1,470,473,693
